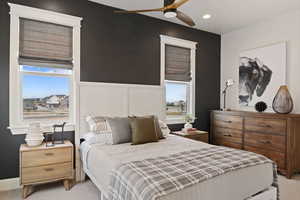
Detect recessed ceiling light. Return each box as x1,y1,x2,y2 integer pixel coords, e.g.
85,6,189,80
202,14,211,19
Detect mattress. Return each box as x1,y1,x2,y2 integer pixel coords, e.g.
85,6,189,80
81,135,274,200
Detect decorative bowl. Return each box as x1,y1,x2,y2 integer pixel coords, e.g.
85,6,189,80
25,138,44,147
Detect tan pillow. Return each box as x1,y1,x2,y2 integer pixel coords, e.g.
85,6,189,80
129,116,159,145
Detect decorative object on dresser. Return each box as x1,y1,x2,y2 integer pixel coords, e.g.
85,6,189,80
255,101,268,112
272,85,294,114
221,79,234,111
20,140,74,198
211,110,300,178
25,123,44,147
172,130,209,143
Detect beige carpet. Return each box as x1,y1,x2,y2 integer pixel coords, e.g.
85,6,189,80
0,175,299,200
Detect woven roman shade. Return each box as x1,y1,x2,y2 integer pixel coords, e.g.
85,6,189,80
19,18,73,69
165,45,191,82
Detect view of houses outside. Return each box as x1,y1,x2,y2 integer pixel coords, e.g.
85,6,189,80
166,82,187,117
21,66,70,120
23,95,69,119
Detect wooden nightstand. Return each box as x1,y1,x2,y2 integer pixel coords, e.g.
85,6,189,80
172,130,209,143
20,141,74,198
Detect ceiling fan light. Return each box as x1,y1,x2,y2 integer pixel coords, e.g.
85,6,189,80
164,9,177,18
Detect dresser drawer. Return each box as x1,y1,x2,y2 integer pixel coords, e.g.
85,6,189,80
244,145,286,169
213,114,243,130
245,132,286,153
22,147,72,167
214,138,243,149
214,127,243,140
245,117,286,135
22,162,73,184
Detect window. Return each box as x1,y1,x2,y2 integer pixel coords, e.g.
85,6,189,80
9,3,82,134
166,81,189,116
21,66,72,120
160,35,197,124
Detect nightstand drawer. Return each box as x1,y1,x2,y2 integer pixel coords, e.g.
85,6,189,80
22,147,72,167
22,162,73,184
186,134,209,143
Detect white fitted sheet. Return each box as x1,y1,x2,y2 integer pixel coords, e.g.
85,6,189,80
81,135,274,200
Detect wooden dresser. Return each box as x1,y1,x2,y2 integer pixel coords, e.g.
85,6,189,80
20,141,74,198
211,110,300,178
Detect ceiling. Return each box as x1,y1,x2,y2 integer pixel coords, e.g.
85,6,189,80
89,0,300,34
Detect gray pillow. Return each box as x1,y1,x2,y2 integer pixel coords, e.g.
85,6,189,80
106,117,132,144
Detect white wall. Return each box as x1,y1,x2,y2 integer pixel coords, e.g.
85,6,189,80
221,9,300,112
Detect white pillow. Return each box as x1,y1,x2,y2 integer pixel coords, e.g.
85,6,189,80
81,132,113,145
159,120,171,137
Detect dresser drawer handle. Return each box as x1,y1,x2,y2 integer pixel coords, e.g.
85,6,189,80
225,120,233,123
260,140,271,144
44,168,54,172
223,134,233,137
262,124,272,128
45,153,54,156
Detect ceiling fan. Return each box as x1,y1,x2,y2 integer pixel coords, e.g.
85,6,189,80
115,0,195,27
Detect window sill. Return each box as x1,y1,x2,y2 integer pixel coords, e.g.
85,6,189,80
8,123,75,135
166,118,186,125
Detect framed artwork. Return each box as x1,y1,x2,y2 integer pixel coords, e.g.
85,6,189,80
239,42,286,109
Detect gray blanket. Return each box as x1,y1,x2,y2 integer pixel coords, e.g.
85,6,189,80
105,146,278,200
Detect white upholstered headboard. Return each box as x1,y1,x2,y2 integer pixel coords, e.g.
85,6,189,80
78,82,165,137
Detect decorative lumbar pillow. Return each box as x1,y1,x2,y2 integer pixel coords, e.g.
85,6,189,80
129,116,159,145
106,117,132,144
86,116,111,133
86,116,113,144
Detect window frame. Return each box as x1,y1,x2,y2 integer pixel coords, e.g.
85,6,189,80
8,3,82,134
160,35,197,124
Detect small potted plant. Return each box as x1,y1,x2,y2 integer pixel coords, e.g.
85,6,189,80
183,114,197,132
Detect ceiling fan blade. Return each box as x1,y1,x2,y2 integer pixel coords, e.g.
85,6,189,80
115,8,165,14
170,0,190,9
176,10,195,26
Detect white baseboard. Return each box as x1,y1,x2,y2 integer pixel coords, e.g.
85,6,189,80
0,177,21,191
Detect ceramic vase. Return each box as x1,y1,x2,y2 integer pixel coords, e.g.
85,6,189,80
25,123,44,146
272,85,293,114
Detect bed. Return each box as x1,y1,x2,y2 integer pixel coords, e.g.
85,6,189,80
77,83,277,200
80,134,277,200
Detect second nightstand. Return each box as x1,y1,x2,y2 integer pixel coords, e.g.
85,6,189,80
172,130,209,143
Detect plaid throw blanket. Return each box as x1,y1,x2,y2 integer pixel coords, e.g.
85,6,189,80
105,146,278,200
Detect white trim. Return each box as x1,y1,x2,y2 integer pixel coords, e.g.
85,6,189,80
0,178,21,191
160,35,197,50
79,81,163,89
8,3,82,135
8,3,82,27
160,35,197,124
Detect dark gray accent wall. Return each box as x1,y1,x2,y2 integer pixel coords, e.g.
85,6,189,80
0,0,220,179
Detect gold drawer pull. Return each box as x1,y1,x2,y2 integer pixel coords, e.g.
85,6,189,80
44,168,54,172
260,140,271,144
262,124,272,128
45,153,54,156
